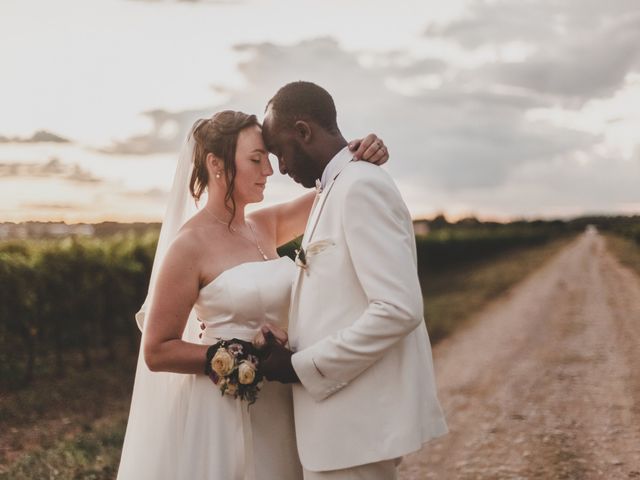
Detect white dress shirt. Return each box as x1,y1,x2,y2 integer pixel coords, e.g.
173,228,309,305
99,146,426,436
320,145,354,189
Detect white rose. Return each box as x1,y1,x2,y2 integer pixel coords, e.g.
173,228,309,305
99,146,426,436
211,348,234,377
238,360,256,385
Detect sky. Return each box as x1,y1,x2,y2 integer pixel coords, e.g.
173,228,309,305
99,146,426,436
1,0,639,223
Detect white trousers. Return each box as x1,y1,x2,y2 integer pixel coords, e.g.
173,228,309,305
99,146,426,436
302,458,400,480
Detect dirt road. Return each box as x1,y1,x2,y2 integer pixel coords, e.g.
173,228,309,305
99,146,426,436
399,230,640,480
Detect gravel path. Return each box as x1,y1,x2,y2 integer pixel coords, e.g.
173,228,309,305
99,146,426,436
399,229,640,480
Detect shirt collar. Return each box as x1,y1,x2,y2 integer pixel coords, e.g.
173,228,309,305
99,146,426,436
320,145,354,189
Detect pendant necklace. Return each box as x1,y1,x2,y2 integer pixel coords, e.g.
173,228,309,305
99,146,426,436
203,206,269,260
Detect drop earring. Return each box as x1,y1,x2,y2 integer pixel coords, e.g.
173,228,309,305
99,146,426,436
215,170,222,179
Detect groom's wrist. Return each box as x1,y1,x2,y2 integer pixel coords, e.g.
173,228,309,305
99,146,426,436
260,342,300,384
291,349,346,401
272,348,299,383
282,356,300,383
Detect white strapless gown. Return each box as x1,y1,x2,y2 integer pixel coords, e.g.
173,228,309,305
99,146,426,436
118,256,302,480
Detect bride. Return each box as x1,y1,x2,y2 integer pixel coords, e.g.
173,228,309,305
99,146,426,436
116,110,389,480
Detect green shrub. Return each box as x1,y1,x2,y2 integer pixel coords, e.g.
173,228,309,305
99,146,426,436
0,234,157,388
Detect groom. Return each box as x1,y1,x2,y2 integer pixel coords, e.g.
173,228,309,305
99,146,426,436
259,81,448,479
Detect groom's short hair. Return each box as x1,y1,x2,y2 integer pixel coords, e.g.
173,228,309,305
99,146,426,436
266,81,339,134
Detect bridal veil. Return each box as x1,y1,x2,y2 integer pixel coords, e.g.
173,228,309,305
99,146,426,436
117,127,201,479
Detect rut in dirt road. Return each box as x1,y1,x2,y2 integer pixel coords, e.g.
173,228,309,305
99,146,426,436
399,229,640,480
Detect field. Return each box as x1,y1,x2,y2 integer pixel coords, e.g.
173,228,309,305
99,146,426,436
0,216,637,478
605,233,640,277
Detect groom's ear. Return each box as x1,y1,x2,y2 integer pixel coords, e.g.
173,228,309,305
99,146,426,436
294,120,312,144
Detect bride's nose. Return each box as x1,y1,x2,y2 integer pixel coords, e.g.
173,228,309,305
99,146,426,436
263,159,274,177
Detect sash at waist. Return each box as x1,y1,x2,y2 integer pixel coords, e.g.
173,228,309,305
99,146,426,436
200,326,258,344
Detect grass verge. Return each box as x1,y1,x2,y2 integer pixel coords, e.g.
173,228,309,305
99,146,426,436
604,234,640,276
422,236,574,342
0,414,127,480
0,345,136,475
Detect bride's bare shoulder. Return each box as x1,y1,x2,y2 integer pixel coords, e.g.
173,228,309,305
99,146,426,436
166,219,218,261
247,208,276,237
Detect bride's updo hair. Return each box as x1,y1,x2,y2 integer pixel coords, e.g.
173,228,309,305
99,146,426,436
189,110,260,219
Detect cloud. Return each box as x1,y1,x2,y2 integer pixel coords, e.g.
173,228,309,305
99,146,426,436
102,36,600,189
483,16,640,103
127,0,244,4
427,0,640,103
0,158,102,183
101,37,406,156
442,153,640,219
99,108,211,155
0,130,71,144
122,187,169,202
428,0,640,46
224,38,598,189
20,202,80,211
99,2,640,217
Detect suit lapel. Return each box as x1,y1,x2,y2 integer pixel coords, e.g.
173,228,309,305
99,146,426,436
289,159,354,341
289,185,332,341
301,182,333,249
301,158,353,248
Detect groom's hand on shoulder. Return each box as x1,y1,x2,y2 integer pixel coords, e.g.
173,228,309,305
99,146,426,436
256,331,300,384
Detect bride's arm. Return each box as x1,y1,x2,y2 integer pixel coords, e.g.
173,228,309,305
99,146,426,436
250,134,390,247
143,231,209,374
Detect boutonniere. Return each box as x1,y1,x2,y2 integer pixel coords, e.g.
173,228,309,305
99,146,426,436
295,247,308,271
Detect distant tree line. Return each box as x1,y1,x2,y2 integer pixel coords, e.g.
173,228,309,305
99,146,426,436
581,215,640,244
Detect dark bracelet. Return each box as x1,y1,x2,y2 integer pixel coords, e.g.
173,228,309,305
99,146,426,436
204,341,222,376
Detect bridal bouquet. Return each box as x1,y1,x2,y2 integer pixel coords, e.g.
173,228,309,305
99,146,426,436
205,339,264,405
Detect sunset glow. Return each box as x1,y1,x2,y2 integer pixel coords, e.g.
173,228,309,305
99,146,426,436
2,0,638,223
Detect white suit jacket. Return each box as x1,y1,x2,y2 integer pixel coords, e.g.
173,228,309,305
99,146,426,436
289,149,448,472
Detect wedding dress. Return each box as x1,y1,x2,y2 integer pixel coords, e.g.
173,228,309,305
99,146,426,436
118,255,302,479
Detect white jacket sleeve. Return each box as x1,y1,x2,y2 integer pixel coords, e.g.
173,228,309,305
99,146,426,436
291,171,424,401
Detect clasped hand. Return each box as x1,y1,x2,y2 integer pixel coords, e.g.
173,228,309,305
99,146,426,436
252,323,300,384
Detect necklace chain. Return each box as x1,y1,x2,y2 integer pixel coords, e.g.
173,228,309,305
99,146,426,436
203,206,269,260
